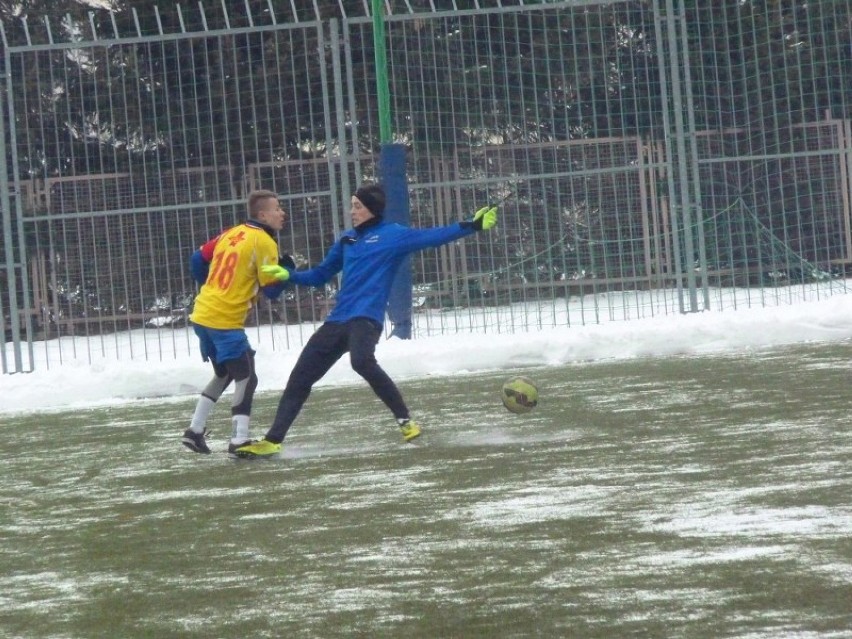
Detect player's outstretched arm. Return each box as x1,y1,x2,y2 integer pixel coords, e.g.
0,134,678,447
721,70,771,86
394,204,499,253
263,240,345,288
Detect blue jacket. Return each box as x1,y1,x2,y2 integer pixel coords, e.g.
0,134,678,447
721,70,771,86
289,219,476,324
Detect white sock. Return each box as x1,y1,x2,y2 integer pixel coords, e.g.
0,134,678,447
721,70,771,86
230,415,251,444
190,396,216,433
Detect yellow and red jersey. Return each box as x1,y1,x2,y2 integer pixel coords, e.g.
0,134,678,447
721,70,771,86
189,222,280,329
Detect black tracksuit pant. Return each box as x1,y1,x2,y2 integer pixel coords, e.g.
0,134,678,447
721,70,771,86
265,318,409,443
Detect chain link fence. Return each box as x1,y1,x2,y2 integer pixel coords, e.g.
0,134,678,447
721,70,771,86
1,0,850,371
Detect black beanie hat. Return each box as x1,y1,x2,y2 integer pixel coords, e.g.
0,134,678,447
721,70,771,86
355,184,386,217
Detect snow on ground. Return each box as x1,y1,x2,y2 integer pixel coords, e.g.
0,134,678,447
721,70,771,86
2,285,852,415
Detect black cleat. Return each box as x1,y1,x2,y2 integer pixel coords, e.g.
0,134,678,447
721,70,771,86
182,428,211,454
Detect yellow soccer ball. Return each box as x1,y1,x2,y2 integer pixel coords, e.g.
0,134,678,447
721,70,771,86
501,376,539,414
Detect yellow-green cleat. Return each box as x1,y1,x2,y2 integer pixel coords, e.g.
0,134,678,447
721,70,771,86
230,438,282,459
399,420,421,442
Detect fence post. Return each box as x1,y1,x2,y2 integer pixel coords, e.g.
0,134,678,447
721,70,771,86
0,22,25,373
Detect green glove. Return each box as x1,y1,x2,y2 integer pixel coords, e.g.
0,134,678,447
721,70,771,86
261,264,290,281
472,205,498,231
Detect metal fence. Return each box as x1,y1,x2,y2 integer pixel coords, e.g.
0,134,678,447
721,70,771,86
1,0,850,372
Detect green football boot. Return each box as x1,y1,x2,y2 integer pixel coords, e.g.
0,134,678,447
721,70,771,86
399,419,421,442
230,438,282,459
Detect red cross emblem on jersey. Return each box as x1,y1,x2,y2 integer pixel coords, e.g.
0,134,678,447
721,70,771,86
228,231,246,247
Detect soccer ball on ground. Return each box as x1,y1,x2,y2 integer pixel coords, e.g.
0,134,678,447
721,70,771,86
501,376,539,414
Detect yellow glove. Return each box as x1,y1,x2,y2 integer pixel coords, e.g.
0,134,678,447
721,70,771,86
472,205,498,231
261,264,290,281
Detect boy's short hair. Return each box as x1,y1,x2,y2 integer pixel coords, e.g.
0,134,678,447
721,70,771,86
248,190,279,219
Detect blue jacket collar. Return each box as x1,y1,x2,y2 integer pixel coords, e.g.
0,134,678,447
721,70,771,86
354,215,383,234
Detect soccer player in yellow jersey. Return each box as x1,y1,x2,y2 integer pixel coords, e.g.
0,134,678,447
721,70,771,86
181,190,289,457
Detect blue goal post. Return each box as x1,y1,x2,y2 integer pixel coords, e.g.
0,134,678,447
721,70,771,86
379,143,412,339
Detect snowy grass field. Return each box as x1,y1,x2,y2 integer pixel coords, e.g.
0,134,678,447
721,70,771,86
1,342,850,638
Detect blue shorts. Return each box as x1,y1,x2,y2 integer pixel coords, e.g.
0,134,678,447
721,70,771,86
193,324,252,365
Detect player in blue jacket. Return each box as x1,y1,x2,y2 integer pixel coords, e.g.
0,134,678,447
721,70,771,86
232,183,497,458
